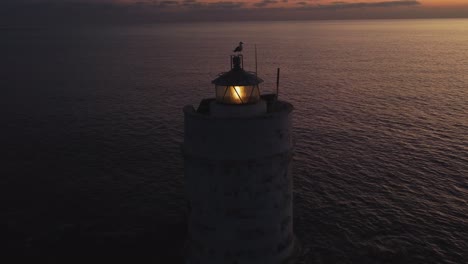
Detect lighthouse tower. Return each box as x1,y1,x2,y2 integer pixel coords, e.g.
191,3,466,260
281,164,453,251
183,53,295,264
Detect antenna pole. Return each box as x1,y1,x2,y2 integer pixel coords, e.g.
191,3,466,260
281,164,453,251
255,44,258,76
276,68,280,99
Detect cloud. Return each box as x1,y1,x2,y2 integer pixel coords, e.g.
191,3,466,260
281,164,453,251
205,1,246,9
181,0,203,8
254,0,278,8
130,0,246,10
3,0,467,26
313,1,421,10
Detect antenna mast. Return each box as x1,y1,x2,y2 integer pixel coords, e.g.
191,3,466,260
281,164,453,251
255,44,258,77
276,68,280,99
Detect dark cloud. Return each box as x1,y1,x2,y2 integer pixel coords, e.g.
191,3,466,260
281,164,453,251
314,1,421,10
134,0,246,10
254,0,278,8
205,1,245,9
0,0,248,26
160,1,179,6
1,0,468,26
181,0,203,8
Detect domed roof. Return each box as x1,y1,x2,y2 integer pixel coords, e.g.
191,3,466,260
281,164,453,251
212,69,263,86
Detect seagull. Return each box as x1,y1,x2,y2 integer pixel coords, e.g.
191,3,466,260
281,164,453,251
233,42,243,53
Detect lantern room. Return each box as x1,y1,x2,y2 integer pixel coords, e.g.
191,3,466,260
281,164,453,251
212,55,263,105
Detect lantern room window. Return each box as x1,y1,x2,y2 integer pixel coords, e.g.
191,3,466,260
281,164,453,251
212,55,263,105
215,85,260,104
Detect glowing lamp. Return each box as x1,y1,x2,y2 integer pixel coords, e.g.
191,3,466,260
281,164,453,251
212,55,263,105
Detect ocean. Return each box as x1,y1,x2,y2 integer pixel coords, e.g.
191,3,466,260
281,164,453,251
1,19,467,263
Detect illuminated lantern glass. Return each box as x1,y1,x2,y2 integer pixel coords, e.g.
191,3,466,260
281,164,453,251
212,55,263,105
215,85,260,104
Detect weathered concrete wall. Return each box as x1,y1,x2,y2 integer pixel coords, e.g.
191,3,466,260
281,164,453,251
183,101,293,160
183,100,295,264
210,100,267,118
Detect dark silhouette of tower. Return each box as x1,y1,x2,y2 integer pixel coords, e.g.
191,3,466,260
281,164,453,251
183,53,295,264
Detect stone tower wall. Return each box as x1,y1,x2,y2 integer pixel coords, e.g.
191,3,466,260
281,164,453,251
183,101,295,264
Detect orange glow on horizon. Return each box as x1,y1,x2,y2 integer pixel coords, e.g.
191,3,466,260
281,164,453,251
424,0,468,6
114,0,468,8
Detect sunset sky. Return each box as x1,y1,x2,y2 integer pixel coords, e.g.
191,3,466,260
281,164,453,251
3,0,468,25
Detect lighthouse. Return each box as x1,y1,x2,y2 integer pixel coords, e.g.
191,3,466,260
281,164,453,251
183,51,295,264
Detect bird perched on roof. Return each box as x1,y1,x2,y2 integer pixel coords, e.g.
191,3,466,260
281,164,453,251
233,42,243,53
